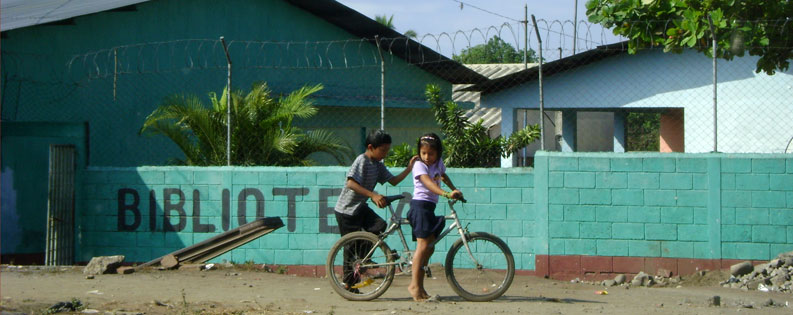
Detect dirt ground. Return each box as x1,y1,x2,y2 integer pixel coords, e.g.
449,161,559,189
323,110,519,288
1,264,791,315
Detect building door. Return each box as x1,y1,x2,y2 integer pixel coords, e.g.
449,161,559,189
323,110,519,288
1,122,85,264
46,145,76,265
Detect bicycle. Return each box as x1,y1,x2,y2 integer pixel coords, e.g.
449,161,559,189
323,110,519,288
326,194,515,302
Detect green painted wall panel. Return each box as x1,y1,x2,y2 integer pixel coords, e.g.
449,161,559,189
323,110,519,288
676,158,707,173
564,205,596,222
628,173,659,189
595,206,627,222
597,240,629,256
643,158,676,172
722,159,752,173
611,158,643,172
629,240,660,256
596,172,627,189
627,206,660,223
564,239,596,255
549,157,578,171
42,151,793,269
579,223,612,239
579,189,612,205
660,173,692,190
752,159,786,173
661,241,693,258
578,158,610,171
660,207,693,224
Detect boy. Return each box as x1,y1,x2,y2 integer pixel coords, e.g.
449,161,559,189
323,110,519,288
335,129,417,237
334,130,417,291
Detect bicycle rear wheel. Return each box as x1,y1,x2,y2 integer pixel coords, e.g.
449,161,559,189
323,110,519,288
326,231,396,301
444,232,515,301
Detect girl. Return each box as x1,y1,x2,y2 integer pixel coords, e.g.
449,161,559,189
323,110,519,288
406,133,463,301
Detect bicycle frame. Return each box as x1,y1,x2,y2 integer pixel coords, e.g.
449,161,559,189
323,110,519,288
359,198,482,272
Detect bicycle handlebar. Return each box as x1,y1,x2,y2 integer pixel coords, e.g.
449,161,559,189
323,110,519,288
450,197,467,204
383,194,467,204
383,194,405,204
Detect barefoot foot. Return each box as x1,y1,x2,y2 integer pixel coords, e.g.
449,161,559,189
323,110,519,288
408,285,426,302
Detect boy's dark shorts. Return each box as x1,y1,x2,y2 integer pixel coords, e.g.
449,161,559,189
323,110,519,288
406,199,445,241
334,204,387,236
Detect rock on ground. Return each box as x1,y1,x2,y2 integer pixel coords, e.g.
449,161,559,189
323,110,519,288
730,261,753,277
83,255,125,275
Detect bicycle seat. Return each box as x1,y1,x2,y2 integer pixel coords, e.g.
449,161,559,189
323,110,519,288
384,195,405,204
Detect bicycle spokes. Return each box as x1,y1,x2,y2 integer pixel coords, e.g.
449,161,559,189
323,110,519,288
326,232,396,301
444,233,515,302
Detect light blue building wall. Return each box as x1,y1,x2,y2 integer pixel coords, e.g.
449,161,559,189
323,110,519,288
484,49,793,166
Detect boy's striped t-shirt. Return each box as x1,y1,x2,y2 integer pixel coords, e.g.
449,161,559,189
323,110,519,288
334,153,394,215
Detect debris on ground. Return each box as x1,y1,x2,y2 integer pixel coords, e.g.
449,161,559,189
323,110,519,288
83,255,125,275
720,251,793,293
707,295,720,306
47,298,84,313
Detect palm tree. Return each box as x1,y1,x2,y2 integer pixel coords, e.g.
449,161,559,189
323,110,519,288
375,14,417,39
375,14,394,29
140,83,352,166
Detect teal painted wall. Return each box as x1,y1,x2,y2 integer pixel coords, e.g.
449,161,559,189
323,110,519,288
70,152,792,269
2,0,453,167
534,152,793,261
76,166,536,269
1,122,86,256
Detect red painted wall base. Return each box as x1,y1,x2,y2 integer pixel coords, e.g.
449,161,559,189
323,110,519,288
534,255,765,281
71,255,764,281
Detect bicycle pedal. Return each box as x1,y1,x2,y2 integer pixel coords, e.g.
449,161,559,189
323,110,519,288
350,278,374,289
423,265,432,278
390,249,400,259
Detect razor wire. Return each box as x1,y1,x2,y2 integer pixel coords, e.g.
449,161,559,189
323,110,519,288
3,19,793,168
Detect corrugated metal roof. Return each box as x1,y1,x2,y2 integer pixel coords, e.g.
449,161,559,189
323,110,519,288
1,0,150,31
455,63,535,129
463,63,537,80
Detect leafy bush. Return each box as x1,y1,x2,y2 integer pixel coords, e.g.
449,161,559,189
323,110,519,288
384,142,416,167
140,83,352,166
424,84,540,167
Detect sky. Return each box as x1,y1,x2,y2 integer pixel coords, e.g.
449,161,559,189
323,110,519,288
336,0,620,59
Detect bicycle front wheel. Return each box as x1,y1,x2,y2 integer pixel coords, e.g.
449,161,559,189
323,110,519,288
444,232,515,301
326,231,396,301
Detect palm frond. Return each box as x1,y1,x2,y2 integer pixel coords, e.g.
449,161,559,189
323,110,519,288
294,129,353,165
276,84,322,119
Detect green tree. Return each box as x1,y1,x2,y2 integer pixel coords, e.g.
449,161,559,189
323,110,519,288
453,36,537,64
586,0,793,74
424,84,540,167
375,14,394,29
376,14,418,38
626,112,660,151
140,83,352,166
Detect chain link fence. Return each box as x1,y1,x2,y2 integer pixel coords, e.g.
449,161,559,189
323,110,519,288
3,19,792,167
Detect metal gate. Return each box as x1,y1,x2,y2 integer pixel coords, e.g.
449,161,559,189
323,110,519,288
46,144,76,265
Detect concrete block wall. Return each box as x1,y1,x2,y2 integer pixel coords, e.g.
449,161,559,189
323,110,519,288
75,152,792,278
76,166,536,273
533,151,793,279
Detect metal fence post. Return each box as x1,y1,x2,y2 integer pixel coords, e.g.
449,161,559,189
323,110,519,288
532,15,545,151
707,16,718,153
220,36,233,165
374,35,385,130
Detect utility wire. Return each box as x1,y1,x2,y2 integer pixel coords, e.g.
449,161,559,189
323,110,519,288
451,0,522,23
